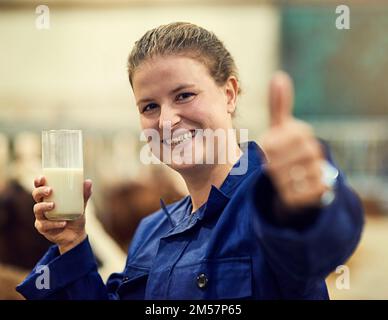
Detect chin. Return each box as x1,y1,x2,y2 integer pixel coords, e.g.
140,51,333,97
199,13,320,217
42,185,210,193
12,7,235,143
168,161,201,173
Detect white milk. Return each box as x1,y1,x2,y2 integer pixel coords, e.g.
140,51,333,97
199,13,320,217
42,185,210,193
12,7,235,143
43,167,84,220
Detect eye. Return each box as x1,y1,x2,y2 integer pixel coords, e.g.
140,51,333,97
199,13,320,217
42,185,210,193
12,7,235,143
142,103,159,113
176,92,196,102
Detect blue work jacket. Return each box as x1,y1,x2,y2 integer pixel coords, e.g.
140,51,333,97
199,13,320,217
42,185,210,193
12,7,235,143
16,141,364,300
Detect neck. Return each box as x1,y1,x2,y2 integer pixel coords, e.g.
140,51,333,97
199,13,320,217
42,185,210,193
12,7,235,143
180,142,243,213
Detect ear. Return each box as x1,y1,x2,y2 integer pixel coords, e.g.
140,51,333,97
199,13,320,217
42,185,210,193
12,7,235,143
224,76,239,115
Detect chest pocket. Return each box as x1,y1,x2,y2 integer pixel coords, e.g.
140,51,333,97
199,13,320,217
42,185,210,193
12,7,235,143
167,256,253,300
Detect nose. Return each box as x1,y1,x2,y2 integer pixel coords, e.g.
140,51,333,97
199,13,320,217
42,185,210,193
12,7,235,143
158,104,181,131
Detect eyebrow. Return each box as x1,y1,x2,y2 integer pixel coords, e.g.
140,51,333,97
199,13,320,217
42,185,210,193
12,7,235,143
136,84,196,106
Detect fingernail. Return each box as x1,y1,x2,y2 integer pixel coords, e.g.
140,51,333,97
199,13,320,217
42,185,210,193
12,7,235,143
59,222,66,227
45,187,51,194
47,202,54,209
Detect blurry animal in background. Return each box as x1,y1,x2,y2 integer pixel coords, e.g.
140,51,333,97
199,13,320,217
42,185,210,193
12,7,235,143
0,180,52,299
0,180,52,269
0,264,26,300
99,168,185,252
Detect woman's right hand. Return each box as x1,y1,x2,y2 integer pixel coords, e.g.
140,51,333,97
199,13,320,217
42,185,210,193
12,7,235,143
32,176,93,255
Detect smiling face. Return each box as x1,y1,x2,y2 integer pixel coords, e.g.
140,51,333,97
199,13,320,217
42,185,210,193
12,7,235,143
132,54,238,173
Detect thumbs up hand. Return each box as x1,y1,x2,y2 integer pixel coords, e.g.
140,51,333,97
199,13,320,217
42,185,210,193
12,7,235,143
260,71,327,211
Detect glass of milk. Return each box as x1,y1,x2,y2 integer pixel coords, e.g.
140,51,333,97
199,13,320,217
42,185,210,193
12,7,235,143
41,130,84,220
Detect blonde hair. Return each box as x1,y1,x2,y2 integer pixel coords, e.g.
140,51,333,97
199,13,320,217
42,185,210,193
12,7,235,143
127,22,241,96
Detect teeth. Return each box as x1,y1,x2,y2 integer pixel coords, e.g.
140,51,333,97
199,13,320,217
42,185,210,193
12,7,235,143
164,131,195,146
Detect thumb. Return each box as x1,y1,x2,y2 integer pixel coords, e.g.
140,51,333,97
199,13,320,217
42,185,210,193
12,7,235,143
269,71,294,127
83,179,92,206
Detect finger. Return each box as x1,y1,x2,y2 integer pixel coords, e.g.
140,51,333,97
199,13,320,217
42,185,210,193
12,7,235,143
32,186,52,203
271,161,323,191
35,219,67,233
267,138,323,172
34,176,46,188
282,179,327,209
33,201,55,219
269,71,294,127
84,179,92,202
261,124,315,164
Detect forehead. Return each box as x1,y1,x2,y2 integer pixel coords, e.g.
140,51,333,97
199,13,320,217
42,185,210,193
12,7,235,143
132,55,213,97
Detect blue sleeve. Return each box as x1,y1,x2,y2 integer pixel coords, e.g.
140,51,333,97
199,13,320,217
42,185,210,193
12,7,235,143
16,237,125,300
250,145,364,293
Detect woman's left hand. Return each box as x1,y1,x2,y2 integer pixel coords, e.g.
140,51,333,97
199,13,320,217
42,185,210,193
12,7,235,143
260,71,329,211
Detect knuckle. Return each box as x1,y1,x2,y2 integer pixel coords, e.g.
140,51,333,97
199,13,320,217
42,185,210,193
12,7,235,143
35,202,47,214
45,202,54,210
34,219,41,231
33,203,39,214
32,189,38,202
33,188,44,202
39,221,49,232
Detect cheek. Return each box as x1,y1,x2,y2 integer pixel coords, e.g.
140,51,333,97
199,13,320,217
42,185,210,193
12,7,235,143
140,117,147,130
188,108,208,124
140,116,157,131
190,103,227,129
183,96,218,125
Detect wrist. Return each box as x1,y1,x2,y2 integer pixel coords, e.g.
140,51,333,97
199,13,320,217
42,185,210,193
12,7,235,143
59,233,87,255
271,195,321,230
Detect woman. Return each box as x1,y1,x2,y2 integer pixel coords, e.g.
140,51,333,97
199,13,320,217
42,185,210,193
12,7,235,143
17,22,363,299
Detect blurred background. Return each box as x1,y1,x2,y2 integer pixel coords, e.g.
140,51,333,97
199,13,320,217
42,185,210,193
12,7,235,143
0,0,387,299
